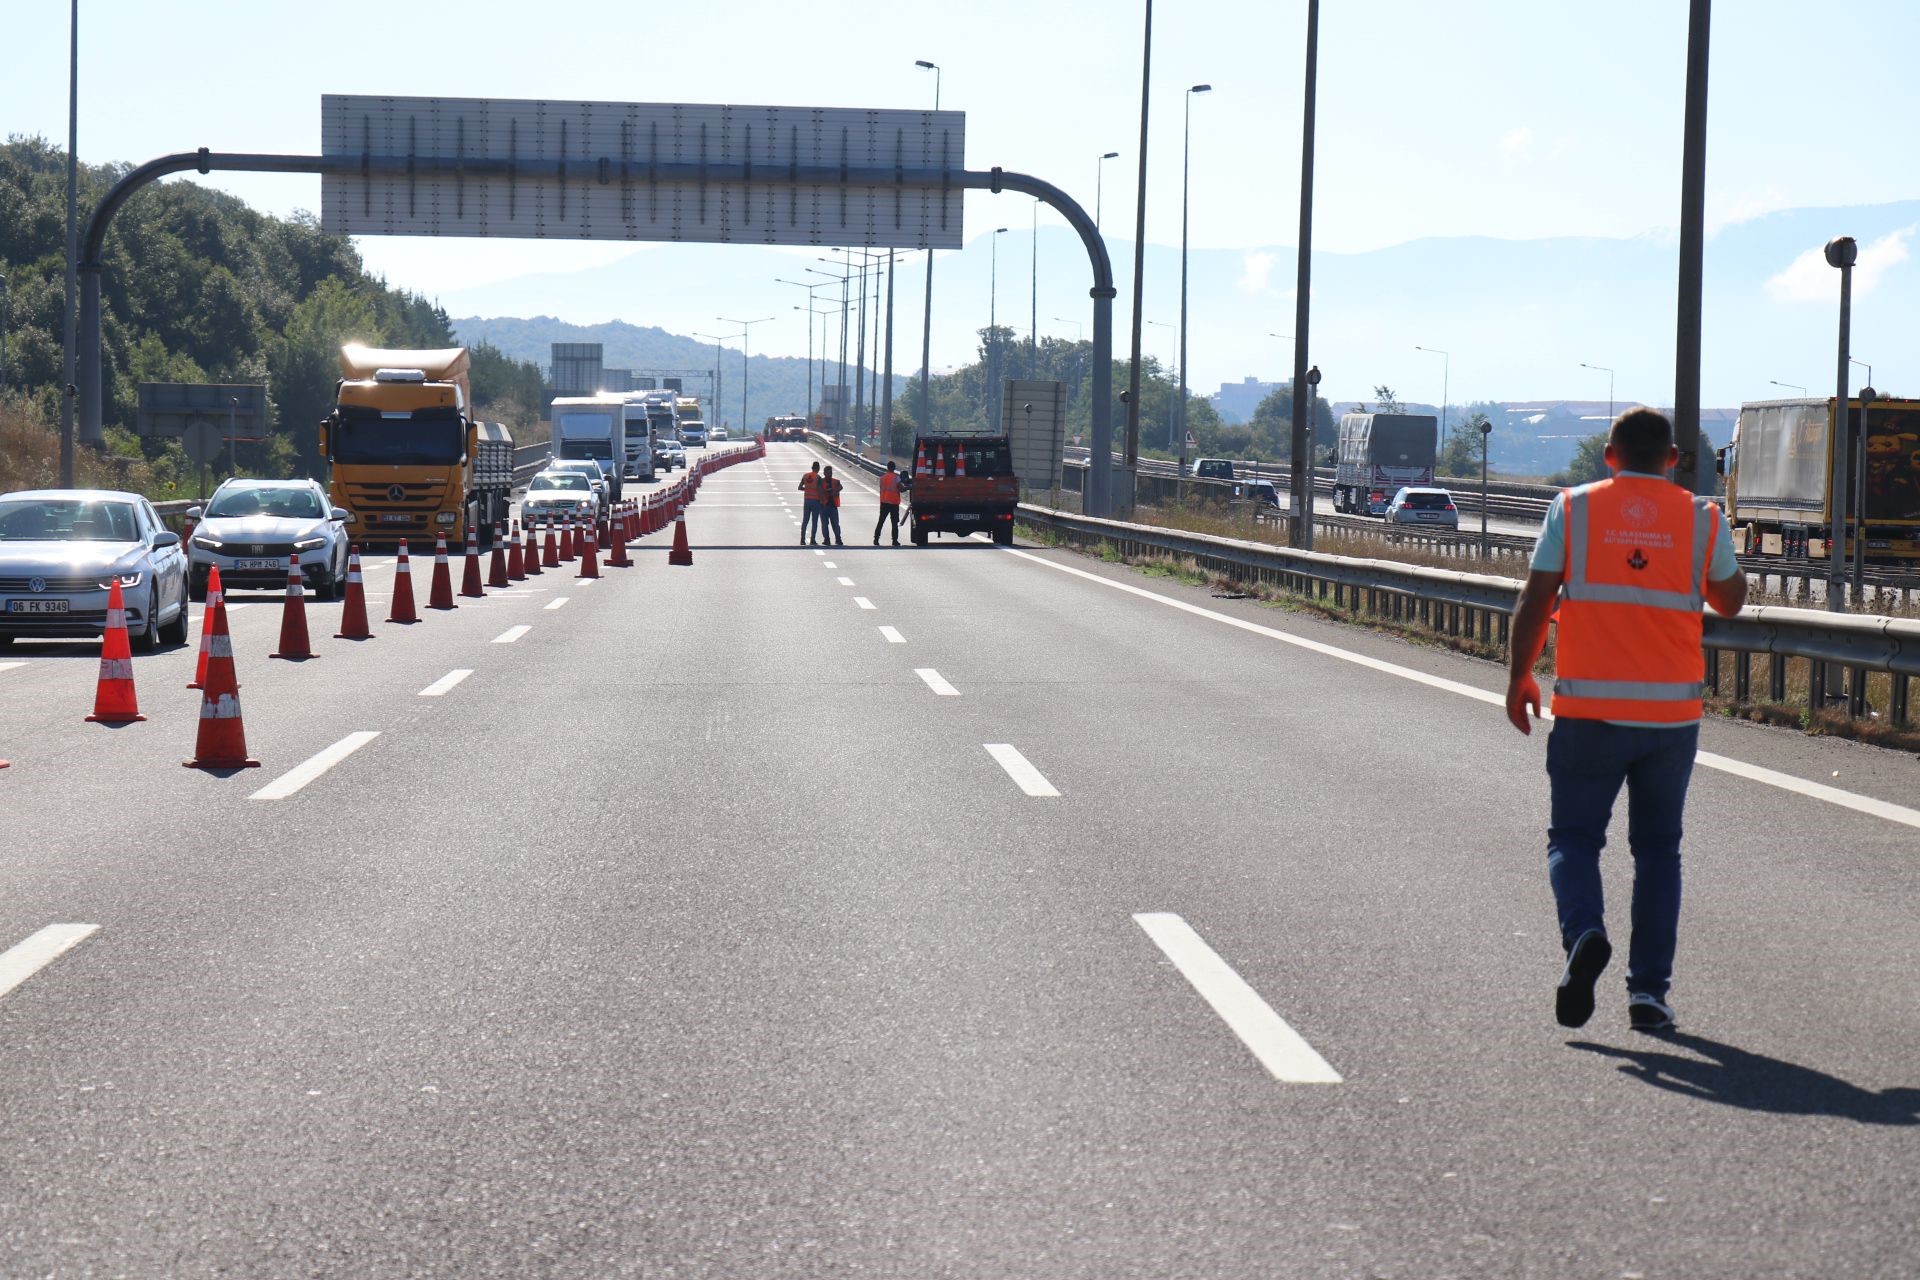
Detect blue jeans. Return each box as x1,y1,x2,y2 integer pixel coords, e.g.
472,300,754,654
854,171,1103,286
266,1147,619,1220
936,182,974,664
801,498,822,541
1545,717,1699,1000
821,505,843,543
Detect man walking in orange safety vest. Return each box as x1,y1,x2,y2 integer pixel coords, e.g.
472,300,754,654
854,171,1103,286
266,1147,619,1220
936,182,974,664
798,461,823,546
819,464,845,546
1506,407,1745,1033
874,460,904,546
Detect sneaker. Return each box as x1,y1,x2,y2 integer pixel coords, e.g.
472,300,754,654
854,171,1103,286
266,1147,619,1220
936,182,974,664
1628,993,1676,1032
1555,929,1612,1028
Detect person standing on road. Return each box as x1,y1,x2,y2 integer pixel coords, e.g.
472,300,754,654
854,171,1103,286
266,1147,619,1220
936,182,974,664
874,460,904,546
799,461,823,546
819,464,846,546
1505,407,1746,1034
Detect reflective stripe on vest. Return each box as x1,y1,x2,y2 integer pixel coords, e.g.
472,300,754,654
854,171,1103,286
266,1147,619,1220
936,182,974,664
1551,476,1718,723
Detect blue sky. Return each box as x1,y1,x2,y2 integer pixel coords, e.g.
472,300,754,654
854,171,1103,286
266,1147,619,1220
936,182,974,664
3,0,1915,402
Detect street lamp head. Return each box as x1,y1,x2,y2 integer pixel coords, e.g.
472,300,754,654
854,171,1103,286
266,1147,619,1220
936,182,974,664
995,227,1008,234
1862,385,1878,404
1102,151,1119,160
1190,84,1212,94
915,60,936,70
1824,236,1858,269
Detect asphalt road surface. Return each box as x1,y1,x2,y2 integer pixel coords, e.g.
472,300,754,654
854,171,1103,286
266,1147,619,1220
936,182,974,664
2,441,1915,1279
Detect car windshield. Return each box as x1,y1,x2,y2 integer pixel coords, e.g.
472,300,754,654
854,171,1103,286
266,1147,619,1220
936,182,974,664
0,497,140,542
531,474,590,492
1402,491,1452,509
206,486,323,519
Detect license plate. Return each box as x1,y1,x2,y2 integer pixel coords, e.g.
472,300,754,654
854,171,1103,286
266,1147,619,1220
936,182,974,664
6,599,71,614
234,558,282,571
952,513,980,522
378,514,412,524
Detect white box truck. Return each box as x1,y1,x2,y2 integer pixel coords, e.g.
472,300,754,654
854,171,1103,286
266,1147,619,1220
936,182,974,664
550,395,625,504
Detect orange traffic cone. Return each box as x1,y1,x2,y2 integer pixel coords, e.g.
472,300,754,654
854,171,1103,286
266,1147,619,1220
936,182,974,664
541,521,559,568
668,513,693,567
607,516,632,567
460,526,485,598
428,533,457,610
188,564,224,689
487,522,510,588
334,546,373,640
269,554,318,660
934,443,946,477
389,541,420,623
578,523,601,578
955,444,967,478
522,522,543,577
914,440,928,477
85,578,145,723
183,585,258,770
507,520,526,581
560,516,577,563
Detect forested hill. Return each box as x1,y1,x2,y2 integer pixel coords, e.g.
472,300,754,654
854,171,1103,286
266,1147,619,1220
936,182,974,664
0,137,542,494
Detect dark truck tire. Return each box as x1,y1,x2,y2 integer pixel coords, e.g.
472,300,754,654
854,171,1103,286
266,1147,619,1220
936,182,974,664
911,525,928,547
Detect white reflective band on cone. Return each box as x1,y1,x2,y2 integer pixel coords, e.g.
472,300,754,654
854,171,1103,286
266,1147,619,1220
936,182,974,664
201,692,241,719
207,635,232,658
98,658,133,681
105,609,125,626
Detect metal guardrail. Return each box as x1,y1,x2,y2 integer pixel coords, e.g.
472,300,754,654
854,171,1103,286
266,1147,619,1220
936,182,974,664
1015,505,1917,731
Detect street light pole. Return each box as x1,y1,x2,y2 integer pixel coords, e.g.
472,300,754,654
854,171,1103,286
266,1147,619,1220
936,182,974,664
1124,0,1154,502
1178,84,1211,477
1580,362,1615,426
1414,344,1449,453
1096,151,1118,232
990,226,1008,431
1768,380,1807,395
916,60,941,440
60,0,79,485
1030,198,1039,384
1857,384,1875,600
716,315,774,433
1672,0,1711,495
1287,0,1320,549
1825,234,1857,613
1479,416,1493,559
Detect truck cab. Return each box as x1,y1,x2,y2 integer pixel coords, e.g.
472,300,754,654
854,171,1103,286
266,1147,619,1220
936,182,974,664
619,395,660,484
907,434,1019,546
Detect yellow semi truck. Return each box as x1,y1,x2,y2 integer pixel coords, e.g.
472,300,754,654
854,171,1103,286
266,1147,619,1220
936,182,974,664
319,345,515,548
1720,396,1920,561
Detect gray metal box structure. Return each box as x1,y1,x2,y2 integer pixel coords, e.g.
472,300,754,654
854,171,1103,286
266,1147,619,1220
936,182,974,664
550,342,604,397
135,383,268,438
1003,379,1066,493
320,96,966,249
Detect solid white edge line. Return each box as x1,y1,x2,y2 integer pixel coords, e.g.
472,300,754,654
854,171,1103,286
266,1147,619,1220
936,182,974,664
493,625,533,643
1132,912,1342,1084
878,625,906,643
1001,547,1920,832
853,597,876,610
545,597,570,610
985,743,1059,796
0,924,100,1004
0,661,25,673
915,667,960,696
249,731,380,801
418,669,473,697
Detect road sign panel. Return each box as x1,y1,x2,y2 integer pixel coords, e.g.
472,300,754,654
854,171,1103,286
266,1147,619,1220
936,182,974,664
136,383,267,439
320,96,966,249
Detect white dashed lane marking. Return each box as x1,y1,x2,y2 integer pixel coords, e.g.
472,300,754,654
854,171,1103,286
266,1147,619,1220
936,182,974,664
1132,912,1342,1085
915,668,959,696
878,626,905,643
853,597,876,610
545,597,570,610
0,924,100,1005
250,731,381,802
493,625,532,643
984,743,1059,797
837,577,855,586
418,669,473,697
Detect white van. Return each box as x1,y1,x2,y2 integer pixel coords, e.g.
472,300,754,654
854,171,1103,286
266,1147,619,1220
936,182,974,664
550,396,625,503
619,394,660,484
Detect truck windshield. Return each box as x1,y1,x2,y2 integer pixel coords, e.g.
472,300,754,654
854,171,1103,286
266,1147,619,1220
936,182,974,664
560,440,614,460
331,408,464,465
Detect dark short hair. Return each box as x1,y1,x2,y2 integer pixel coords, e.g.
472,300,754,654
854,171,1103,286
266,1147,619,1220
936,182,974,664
1610,407,1673,473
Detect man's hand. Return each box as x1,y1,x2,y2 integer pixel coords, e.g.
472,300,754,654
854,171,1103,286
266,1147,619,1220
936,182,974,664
1506,673,1541,735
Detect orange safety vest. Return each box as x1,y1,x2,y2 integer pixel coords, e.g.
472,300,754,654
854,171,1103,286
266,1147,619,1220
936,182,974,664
822,477,842,508
879,472,902,503
1551,474,1720,724
800,472,821,500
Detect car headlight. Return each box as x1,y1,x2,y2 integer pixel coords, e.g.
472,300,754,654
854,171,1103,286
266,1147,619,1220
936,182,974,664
98,571,143,589
192,535,224,550
292,536,327,550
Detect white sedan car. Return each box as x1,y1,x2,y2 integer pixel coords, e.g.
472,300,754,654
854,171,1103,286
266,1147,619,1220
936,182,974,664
0,489,191,649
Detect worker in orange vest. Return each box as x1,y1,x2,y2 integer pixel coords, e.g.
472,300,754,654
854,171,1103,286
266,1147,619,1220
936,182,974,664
1506,407,1745,1033
798,461,823,546
874,460,904,546
819,464,845,546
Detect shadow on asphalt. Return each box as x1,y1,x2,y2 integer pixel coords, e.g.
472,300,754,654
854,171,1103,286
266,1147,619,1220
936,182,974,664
1569,1032,1920,1125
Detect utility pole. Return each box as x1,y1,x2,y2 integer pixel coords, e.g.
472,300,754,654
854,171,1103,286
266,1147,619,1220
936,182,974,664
1288,0,1320,548
1672,0,1711,496
881,250,897,458
1825,235,1856,612
1123,0,1154,509
916,59,941,437
61,0,80,485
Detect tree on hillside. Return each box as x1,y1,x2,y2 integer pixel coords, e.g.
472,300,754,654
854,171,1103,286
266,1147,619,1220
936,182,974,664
1372,384,1406,413
1550,432,1610,486
1439,411,1491,478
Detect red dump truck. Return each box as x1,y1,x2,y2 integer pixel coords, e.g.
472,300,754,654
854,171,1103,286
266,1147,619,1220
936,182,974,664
907,434,1019,546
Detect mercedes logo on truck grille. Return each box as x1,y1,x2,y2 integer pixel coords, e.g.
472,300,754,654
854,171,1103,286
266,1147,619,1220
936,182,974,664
388,484,406,501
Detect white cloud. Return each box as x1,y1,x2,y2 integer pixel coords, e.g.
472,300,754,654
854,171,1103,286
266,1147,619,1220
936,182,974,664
1766,225,1915,303
1499,127,1534,157
1238,249,1279,295
1709,186,1791,235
